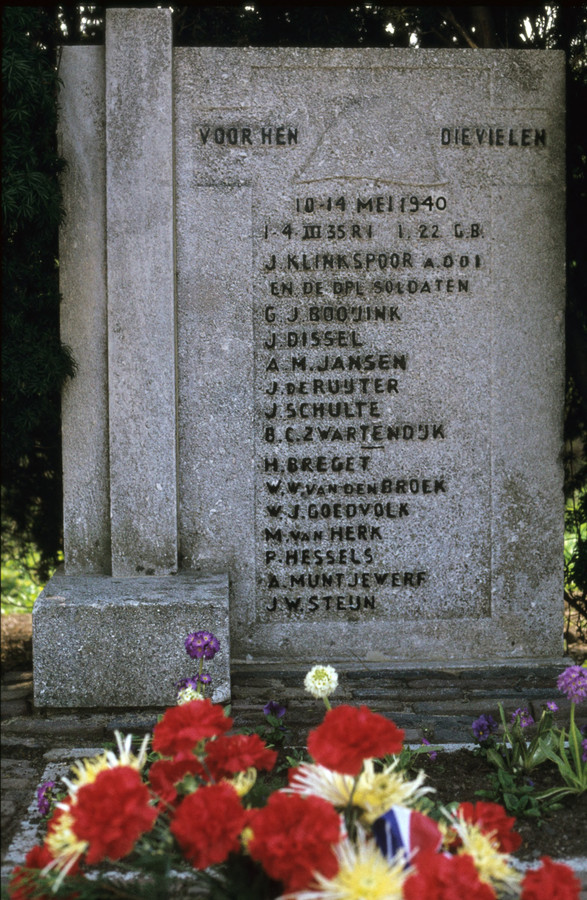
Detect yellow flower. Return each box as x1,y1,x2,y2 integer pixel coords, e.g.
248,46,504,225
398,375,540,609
40,732,151,890
453,818,521,894
63,731,150,795
354,759,433,825
240,825,254,851
437,818,458,849
288,758,433,824
177,686,205,704
43,805,88,888
64,752,110,793
281,828,407,900
107,730,150,770
226,766,257,797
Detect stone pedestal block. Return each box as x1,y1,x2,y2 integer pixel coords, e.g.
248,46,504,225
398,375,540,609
33,573,230,707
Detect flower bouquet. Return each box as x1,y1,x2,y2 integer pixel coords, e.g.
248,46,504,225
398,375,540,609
7,650,583,900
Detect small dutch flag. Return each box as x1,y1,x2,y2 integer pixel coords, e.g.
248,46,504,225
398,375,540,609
372,805,443,867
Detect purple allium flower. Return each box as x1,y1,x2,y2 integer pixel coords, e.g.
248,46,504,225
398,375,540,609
546,701,559,712
422,737,438,761
37,781,56,816
185,630,220,660
263,700,286,718
472,714,498,741
557,665,587,704
582,738,587,763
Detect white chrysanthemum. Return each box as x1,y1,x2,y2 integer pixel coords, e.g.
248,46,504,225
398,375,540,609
288,763,356,807
280,827,407,900
288,758,433,824
304,665,339,699
177,686,205,704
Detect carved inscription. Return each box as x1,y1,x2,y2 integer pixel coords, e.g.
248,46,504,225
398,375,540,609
254,184,491,621
176,46,563,662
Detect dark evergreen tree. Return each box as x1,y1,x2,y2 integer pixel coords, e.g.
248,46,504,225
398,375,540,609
2,7,75,578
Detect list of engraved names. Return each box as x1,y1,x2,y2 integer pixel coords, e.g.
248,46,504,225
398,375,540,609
253,188,492,621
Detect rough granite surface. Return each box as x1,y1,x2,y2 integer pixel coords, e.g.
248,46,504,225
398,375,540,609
33,572,230,707
51,9,566,701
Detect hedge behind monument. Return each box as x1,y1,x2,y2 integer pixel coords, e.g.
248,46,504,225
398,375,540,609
2,7,75,578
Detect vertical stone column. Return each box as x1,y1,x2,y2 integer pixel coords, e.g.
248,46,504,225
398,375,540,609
59,46,111,574
105,8,177,575
35,10,231,709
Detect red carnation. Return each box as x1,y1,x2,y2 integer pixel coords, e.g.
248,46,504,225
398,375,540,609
8,844,82,900
9,846,56,900
404,850,496,900
149,756,205,804
170,782,246,869
247,791,341,892
152,699,233,757
71,766,157,864
457,801,522,853
23,845,54,869
205,733,277,780
307,705,404,775
521,857,581,900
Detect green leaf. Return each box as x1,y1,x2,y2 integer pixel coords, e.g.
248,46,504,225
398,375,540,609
503,793,519,811
486,748,506,770
497,768,514,790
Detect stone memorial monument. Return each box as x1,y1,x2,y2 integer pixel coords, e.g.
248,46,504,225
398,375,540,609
33,8,566,708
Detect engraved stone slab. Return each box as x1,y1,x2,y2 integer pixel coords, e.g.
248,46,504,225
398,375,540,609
175,49,565,663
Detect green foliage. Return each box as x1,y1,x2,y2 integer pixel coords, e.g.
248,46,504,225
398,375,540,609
485,704,560,777
198,854,282,900
564,486,587,619
2,8,75,579
253,711,289,757
474,688,586,814
243,706,309,776
1,545,41,614
475,768,552,820
1,513,57,612
536,703,587,801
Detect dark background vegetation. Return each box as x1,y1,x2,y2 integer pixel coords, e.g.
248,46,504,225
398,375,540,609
2,4,586,629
